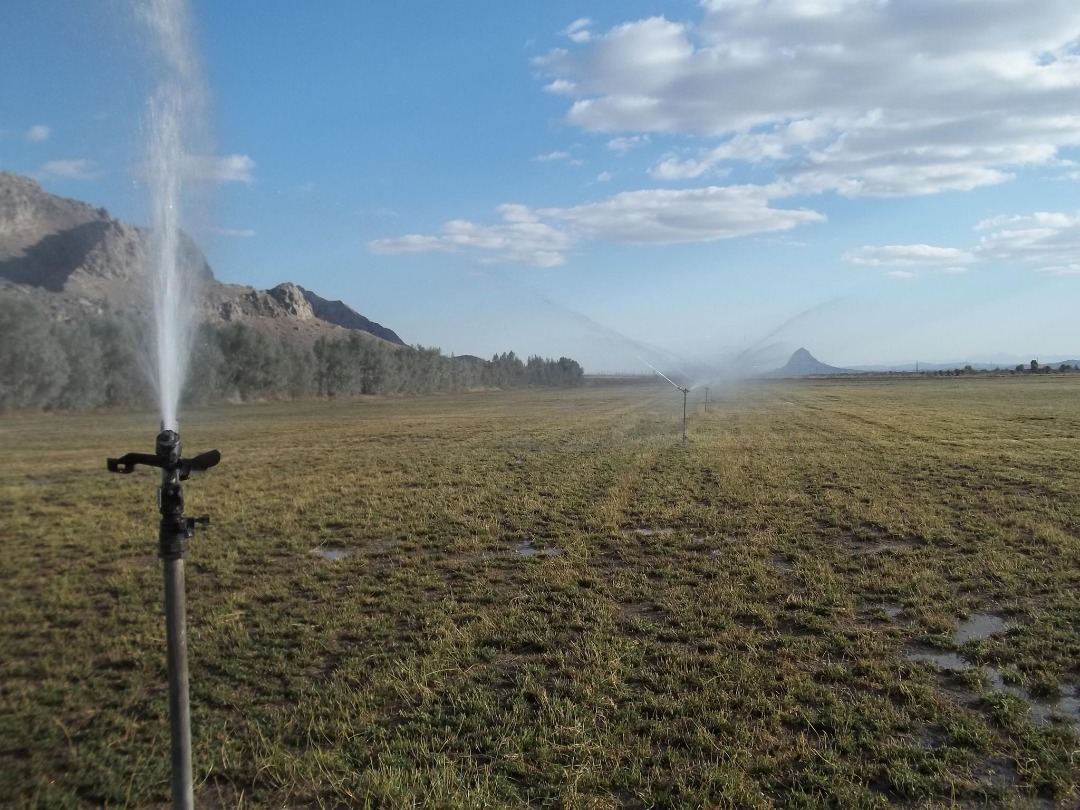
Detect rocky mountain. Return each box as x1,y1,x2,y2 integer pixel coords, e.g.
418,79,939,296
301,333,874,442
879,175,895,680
0,171,403,346
769,348,857,377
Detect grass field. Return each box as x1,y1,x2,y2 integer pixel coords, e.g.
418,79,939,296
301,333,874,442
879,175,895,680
2,377,1079,808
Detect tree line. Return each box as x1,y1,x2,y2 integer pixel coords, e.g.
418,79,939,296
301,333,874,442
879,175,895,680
0,295,584,411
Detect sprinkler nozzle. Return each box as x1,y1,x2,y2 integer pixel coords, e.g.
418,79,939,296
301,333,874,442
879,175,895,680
156,430,182,466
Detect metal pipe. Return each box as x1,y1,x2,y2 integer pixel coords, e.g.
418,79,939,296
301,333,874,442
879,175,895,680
162,542,193,810
110,431,218,810
159,459,193,810
682,388,688,444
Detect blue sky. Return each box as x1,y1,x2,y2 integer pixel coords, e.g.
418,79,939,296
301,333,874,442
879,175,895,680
3,0,1080,372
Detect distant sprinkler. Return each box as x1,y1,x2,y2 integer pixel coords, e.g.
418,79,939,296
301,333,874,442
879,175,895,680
633,353,691,444
680,386,689,444
107,429,220,810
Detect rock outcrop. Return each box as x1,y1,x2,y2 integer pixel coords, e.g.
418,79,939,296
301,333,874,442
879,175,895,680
0,171,402,346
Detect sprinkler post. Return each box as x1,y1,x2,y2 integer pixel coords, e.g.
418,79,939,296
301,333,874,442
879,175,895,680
107,430,220,810
680,387,689,444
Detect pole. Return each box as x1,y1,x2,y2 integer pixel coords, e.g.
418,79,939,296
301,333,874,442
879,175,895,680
682,388,688,444
704,387,708,413
159,462,194,810
163,547,193,809
109,431,218,810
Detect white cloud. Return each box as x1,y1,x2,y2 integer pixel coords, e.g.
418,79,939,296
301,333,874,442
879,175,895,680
38,159,99,180
848,210,1080,274
885,270,919,279
370,184,825,266
596,171,613,182
137,153,255,185
543,79,577,94
844,244,976,266
193,153,255,184
369,203,575,267
1036,264,1080,275
538,184,823,244
564,18,593,44
973,211,1080,266
212,227,255,238
24,125,50,142
607,135,649,154
534,150,571,162
535,2,1080,197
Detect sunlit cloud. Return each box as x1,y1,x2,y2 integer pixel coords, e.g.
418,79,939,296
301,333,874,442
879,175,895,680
534,151,571,162
844,245,976,266
24,124,50,142
370,203,575,267
370,184,824,267
607,135,649,154
535,2,1080,197
189,153,255,184
885,270,918,279
563,18,593,44
847,210,1080,273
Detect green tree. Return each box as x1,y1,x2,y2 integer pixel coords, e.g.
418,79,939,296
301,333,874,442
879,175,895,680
0,295,68,409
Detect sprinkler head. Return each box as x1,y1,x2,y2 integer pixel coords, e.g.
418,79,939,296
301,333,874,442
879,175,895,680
156,430,181,466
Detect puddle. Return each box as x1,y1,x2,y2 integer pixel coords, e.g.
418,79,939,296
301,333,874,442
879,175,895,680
311,547,353,561
955,612,1008,644
862,602,904,622
905,645,1079,729
906,647,970,672
513,543,560,558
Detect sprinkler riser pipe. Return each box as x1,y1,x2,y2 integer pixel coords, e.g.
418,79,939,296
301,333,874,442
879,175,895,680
107,430,218,810
163,556,193,810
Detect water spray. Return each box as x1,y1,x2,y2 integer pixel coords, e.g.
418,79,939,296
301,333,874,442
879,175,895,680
107,430,220,810
633,351,690,443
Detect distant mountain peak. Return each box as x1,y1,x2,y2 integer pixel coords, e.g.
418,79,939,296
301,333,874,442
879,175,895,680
771,348,856,377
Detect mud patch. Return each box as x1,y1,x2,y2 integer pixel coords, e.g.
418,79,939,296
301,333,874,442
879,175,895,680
843,525,920,554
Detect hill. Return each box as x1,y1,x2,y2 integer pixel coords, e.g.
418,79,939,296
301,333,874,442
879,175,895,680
0,171,401,347
767,347,857,377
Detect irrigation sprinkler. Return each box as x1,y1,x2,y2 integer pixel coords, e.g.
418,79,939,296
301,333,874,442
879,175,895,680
632,353,691,443
681,386,689,444
107,430,220,810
